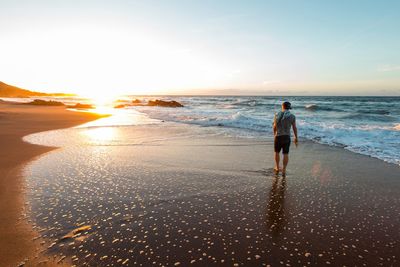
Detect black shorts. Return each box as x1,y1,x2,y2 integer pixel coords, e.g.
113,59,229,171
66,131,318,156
274,135,291,154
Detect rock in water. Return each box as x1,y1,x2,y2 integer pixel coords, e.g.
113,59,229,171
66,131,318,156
147,99,184,107
24,99,64,106
68,103,94,109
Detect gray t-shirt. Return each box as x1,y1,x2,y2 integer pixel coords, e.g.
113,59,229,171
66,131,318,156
274,111,296,136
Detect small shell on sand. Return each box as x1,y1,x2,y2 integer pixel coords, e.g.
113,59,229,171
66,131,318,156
61,225,91,240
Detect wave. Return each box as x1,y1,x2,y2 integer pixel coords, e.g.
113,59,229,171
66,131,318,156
213,112,270,131
231,99,259,107
217,99,276,109
162,111,271,132
305,104,318,110
340,113,396,122
356,109,390,115
304,104,341,112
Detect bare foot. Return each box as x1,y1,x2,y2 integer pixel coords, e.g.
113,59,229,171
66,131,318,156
282,169,286,176
273,167,279,174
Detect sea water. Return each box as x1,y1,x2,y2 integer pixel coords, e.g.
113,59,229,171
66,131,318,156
131,96,400,165
22,96,400,164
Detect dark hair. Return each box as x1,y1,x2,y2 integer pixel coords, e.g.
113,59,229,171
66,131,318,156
282,101,292,109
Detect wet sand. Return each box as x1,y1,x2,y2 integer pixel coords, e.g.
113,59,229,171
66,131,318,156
0,101,107,266
23,123,400,266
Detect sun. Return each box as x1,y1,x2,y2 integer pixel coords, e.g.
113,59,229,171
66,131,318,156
73,90,122,115
87,93,119,107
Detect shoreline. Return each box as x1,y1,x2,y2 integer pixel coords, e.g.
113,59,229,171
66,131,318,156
0,102,107,266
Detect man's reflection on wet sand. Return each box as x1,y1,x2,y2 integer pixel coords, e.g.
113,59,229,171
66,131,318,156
267,175,287,238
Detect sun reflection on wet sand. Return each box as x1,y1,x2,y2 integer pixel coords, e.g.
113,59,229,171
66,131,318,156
81,127,117,144
78,108,159,129
311,160,334,185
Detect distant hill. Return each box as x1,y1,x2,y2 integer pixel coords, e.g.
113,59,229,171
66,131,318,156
0,81,74,97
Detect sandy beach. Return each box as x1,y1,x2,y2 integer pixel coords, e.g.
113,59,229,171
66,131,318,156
0,101,107,266
21,118,400,266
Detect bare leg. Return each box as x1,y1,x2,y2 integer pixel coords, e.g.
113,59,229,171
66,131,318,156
282,153,289,176
274,152,280,173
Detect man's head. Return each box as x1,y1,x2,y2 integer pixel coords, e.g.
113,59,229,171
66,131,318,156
282,101,292,110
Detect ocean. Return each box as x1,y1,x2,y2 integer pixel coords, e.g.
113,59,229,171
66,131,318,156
17,95,400,165
130,96,400,165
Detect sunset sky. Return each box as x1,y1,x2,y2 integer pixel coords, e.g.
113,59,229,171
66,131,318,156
1,0,399,96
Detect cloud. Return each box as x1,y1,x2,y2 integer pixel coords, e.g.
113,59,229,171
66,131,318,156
262,80,281,85
377,64,400,72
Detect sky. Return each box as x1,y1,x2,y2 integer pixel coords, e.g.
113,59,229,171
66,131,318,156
1,0,400,96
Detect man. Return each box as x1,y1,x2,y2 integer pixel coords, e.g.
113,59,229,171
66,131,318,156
273,101,298,176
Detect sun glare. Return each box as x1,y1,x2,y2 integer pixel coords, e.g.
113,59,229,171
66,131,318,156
86,93,119,107
81,127,117,144
1,22,231,95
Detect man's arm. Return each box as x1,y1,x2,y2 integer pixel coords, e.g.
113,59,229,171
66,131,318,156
273,113,277,136
292,120,298,145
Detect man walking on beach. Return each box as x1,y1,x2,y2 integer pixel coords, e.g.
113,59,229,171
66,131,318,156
273,101,298,176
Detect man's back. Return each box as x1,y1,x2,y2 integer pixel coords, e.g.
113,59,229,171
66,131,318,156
275,111,295,136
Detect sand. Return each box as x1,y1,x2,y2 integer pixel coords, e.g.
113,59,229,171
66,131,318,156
21,122,400,266
0,101,107,266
